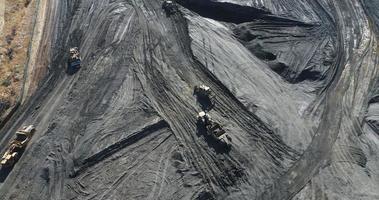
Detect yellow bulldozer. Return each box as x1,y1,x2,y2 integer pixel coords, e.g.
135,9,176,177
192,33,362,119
0,125,35,168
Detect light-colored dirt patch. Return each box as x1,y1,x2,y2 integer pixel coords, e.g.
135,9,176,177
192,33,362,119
23,0,49,100
0,0,39,119
0,0,4,35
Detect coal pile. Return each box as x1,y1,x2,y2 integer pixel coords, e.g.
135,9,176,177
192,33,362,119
0,0,378,199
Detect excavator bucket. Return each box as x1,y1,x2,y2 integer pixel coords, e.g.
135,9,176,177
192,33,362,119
0,155,10,165
1,151,16,167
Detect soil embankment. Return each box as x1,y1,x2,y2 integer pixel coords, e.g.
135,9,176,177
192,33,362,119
0,0,48,124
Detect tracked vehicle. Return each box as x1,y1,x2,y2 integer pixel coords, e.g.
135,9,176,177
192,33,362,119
194,85,214,99
162,0,178,15
194,85,215,110
197,112,231,147
1,125,35,168
68,47,81,73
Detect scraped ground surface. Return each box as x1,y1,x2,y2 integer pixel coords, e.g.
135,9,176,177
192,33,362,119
0,0,379,199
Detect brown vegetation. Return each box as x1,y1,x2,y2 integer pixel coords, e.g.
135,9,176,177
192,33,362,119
0,0,36,119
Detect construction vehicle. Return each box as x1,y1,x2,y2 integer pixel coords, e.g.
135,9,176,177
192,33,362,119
67,47,81,74
0,125,35,168
197,111,231,147
162,0,178,15
194,85,215,100
194,85,215,110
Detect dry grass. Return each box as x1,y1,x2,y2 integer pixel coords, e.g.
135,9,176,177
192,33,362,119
0,0,36,115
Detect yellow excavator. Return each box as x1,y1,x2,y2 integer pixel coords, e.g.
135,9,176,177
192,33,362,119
0,125,35,168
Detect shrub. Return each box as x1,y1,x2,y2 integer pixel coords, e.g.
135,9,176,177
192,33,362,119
11,26,17,36
5,34,13,44
0,99,11,113
1,78,11,87
24,0,32,7
5,48,14,60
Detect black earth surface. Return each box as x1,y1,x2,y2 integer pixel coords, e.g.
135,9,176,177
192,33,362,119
0,0,379,199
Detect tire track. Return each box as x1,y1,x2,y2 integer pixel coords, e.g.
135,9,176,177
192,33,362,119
132,1,300,197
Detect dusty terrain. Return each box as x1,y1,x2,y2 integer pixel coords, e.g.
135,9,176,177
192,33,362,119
0,0,379,199
0,0,38,123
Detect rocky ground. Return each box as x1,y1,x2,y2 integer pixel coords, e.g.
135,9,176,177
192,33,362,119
0,0,378,199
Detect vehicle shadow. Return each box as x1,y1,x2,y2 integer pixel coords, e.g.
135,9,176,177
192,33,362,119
0,148,25,183
197,97,215,111
0,166,13,182
193,91,215,111
196,123,231,154
66,65,80,75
